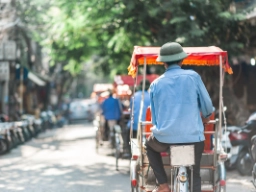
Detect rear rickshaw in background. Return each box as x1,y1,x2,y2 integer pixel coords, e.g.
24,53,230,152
93,84,115,152
113,75,159,170
128,46,233,192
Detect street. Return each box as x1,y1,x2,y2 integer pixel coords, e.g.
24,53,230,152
0,122,255,192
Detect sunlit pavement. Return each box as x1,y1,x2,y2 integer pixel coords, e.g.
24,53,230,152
0,122,130,192
0,122,255,192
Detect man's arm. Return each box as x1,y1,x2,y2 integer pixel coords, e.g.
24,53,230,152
196,75,214,119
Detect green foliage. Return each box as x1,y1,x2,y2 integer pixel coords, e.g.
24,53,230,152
18,0,256,77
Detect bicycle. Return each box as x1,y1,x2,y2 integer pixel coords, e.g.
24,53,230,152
170,145,194,192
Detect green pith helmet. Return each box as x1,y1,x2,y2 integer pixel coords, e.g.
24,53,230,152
156,42,188,62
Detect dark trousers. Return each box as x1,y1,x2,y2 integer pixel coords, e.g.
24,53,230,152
145,135,204,192
104,120,109,140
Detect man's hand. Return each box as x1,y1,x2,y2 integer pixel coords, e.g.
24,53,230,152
202,116,210,124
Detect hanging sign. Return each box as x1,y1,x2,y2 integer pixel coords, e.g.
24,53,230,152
0,41,16,60
0,62,9,80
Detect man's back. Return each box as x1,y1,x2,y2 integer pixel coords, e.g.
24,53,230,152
101,96,121,120
150,65,213,144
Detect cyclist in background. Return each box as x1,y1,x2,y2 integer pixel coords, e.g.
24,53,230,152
101,90,122,141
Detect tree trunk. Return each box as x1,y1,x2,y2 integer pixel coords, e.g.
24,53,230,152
223,86,250,126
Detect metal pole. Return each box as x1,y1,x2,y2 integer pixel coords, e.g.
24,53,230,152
219,55,223,142
3,79,9,115
191,166,193,192
130,67,138,141
138,56,147,125
140,56,147,187
171,168,173,191
19,66,23,114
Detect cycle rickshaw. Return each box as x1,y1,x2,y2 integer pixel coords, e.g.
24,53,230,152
114,74,159,170
128,46,232,192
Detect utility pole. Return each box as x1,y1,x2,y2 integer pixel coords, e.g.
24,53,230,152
19,66,23,114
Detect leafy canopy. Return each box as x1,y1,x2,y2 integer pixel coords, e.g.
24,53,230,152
18,0,256,76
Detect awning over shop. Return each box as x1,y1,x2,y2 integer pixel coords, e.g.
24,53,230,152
28,72,46,86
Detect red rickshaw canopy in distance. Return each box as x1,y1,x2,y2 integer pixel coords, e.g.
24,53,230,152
128,46,233,78
114,74,159,87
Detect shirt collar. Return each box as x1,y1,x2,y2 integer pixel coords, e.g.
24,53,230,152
165,64,181,72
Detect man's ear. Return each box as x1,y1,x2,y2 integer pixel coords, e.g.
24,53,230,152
179,60,183,66
164,63,168,69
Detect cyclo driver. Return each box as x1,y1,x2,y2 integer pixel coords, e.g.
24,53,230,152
146,42,214,192
101,90,122,142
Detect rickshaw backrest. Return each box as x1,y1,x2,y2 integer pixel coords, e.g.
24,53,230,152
144,106,215,151
204,112,215,151
145,107,152,138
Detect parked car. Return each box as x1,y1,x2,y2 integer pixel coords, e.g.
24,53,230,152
68,99,95,123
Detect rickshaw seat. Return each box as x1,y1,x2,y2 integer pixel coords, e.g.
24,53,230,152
204,113,215,151
144,107,215,151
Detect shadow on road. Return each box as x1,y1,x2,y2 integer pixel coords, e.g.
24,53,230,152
0,162,129,192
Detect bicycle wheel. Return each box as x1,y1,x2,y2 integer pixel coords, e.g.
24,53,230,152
95,129,100,153
115,134,121,170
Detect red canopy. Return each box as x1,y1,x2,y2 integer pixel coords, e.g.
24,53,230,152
128,46,233,77
114,74,159,87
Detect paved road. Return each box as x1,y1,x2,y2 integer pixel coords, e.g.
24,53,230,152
0,122,255,192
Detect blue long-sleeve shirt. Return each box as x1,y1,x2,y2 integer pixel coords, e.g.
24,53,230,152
150,64,213,144
128,91,150,131
101,96,122,120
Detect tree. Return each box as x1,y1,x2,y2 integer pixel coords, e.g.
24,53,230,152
44,0,256,74
17,0,256,124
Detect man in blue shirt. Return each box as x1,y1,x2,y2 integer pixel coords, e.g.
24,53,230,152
128,80,151,137
125,80,150,156
101,91,122,141
146,42,213,192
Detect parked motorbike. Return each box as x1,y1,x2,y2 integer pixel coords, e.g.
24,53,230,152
222,126,241,170
40,110,57,130
0,123,11,154
251,135,256,188
228,114,256,175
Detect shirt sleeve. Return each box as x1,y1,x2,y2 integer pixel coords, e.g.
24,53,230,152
149,84,157,125
196,75,214,118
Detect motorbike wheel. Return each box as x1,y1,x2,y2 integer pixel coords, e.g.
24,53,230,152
17,128,25,144
236,150,253,176
115,136,121,171
95,130,100,153
22,127,31,141
0,139,8,154
10,131,19,148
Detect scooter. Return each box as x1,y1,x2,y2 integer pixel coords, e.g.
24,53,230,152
228,115,256,175
222,126,241,170
251,135,256,188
